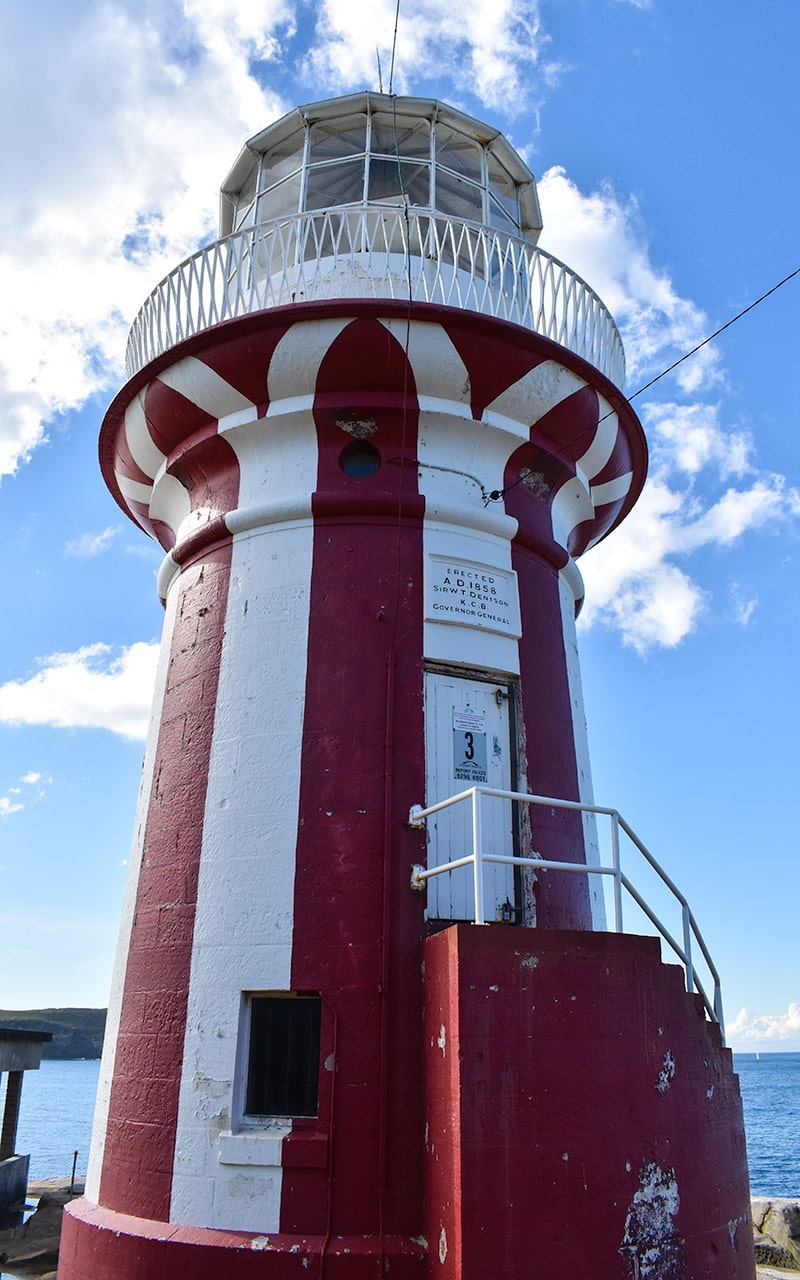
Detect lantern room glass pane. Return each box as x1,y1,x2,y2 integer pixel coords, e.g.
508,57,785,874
488,194,519,236
257,172,302,221
305,157,366,209
261,131,305,190
434,125,483,183
370,113,430,159
368,157,431,205
487,154,519,222
434,166,483,222
233,165,258,230
309,115,367,162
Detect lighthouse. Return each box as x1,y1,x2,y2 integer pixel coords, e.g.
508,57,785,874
59,93,754,1278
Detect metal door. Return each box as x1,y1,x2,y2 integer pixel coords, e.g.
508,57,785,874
424,671,516,921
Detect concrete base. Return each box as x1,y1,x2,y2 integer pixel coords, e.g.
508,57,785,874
423,926,756,1280
59,1201,427,1278
0,1152,29,1218
58,929,756,1278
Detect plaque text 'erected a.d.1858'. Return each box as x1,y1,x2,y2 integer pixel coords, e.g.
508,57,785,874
425,556,521,637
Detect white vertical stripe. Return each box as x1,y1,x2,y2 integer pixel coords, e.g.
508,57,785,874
378,317,471,405
267,317,351,404
417,409,521,676
168,419,317,1232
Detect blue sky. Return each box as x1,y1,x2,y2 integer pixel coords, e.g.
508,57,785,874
0,0,798,1050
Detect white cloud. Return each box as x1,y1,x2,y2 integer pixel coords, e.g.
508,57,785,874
0,1,292,479
0,770,51,819
730,583,758,628
538,167,722,393
579,472,796,651
303,0,550,111
536,167,800,651
644,402,751,480
65,526,121,558
0,642,160,741
728,1004,800,1047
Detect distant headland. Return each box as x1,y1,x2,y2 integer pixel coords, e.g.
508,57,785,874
0,1008,106,1059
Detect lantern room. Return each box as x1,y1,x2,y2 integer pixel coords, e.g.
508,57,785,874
219,91,543,241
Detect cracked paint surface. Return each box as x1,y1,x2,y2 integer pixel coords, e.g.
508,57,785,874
620,1162,686,1280
655,1050,676,1094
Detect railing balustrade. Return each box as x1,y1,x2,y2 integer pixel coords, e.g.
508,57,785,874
125,206,626,384
409,786,724,1036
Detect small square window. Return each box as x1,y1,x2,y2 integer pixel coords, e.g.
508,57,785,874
245,994,322,1119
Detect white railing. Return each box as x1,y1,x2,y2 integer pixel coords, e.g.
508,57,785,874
125,206,626,385
409,786,724,1034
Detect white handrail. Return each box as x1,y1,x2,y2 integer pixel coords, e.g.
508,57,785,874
125,206,626,385
408,786,724,1035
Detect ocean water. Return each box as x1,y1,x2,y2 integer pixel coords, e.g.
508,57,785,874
12,1058,100,1183
735,1052,800,1197
7,1052,800,1194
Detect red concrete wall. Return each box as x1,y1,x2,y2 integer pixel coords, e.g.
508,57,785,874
60,1200,427,1279
98,546,235,1220
424,926,755,1280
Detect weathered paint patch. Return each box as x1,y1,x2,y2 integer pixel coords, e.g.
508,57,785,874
619,1162,686,1279
655,1050,676,1094
728,1214,747,1248
437,1023,446,1055
438,1227,448,1264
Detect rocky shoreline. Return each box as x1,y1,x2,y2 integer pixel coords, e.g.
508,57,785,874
753,1199,800,1272
1,1183,798,1277
0,1179,84,1279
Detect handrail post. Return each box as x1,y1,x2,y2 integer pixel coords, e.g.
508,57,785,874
611,813,623,932
472,788,486,925
682,903,694,995
714,984,725,1037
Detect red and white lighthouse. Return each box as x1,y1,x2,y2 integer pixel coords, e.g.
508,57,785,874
60,93,755,1279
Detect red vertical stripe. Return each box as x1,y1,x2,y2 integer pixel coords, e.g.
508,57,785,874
281,318,429,1238
98,546,234,1218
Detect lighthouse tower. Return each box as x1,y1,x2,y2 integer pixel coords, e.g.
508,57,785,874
60,94,754,1279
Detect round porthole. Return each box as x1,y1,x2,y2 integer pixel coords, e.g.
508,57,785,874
339,440,381,477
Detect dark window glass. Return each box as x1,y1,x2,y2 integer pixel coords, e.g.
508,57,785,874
246,995,322,1118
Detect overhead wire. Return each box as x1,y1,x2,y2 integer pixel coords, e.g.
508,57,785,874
625,263,800,406
483,262,800,505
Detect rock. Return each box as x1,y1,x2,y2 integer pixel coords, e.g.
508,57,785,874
753,1198,800,1270
0,1181,84,1277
